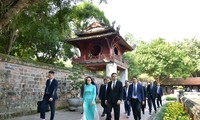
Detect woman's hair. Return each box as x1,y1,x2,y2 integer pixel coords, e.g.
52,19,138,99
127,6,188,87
85,76,94,85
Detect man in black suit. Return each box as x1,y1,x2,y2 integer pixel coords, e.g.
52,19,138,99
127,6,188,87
40,71,58,120
128,78,145,120
105,73,123,120
99,77,111,117
147,81,157,114
156,83,163,108
123,80,131,118
80,83,84,114
138,80,147,115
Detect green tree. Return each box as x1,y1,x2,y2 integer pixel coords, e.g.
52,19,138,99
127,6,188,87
123,33,142,79
134,38,194,81
123,52,142,79
174,38,200,77
0,1,110,66
0,0,108,30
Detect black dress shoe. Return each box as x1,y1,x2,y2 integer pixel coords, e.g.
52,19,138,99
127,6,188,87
149,111,151,115
101,114,105,117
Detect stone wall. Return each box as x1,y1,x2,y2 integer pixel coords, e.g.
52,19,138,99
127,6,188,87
181,97,200,120
0,54,103,119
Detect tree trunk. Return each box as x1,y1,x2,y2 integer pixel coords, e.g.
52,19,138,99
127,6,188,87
6,27,17,55
0,0,39,30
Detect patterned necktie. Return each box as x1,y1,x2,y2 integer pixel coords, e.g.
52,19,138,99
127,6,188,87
112,81,115,90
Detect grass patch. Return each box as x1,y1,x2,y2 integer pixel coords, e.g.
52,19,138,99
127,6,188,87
166,96,177,101
165,94,177,101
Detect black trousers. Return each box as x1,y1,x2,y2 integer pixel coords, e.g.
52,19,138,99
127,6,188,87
106,101,120,120
130,98,141,120
147,96,157,113
101,100,107,114
141,99,146,114
124,100,131,116
40,97,56,120
157,94,162,107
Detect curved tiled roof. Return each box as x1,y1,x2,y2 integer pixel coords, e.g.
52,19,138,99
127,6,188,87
76,22,115,37
160,78,200,86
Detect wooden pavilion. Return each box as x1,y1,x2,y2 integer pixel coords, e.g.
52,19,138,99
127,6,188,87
66,22,133,83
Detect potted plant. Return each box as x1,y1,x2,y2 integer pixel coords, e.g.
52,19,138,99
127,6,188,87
67,72,84,111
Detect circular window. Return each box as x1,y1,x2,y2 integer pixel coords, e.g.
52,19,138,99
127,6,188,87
114,47,118,55
91,45,101,56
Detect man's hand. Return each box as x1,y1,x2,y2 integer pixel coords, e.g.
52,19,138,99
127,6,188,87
105,100,107,105
117,100,121,105
142,101,145,105
49,97,53,101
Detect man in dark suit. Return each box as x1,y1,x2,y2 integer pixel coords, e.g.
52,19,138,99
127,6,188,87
92,78,98,97
105,73,123,120
40,71,58,120
99,77,111,117
80,83,84,114
147,81,157,114
123,80,131,118
128,77,145,120
138,80,147,115
156,83,163,108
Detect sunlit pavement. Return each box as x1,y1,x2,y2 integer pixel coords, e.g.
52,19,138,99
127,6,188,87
7,96,167,120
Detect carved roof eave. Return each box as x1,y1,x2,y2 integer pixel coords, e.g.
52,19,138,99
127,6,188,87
66,32,133,51
76,26,115,37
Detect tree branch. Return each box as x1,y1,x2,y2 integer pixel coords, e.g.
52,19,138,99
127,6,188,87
0,0,40,30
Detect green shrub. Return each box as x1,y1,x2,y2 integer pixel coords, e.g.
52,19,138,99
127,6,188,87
153,104,167,120
166,96,177,101
163,102,191,120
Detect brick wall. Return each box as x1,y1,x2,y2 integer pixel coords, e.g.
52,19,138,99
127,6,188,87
0,54,103,119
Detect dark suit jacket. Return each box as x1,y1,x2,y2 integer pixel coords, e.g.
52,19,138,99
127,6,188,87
44,78,58,100
99,84,106,100
147,84,157,99
128,83,144,103
123,86,129,100
106,80,123,103
94,83,98,96
157,87,163,96
142,85,147,98
80,83,84,98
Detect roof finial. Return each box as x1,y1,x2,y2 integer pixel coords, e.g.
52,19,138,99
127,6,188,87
112,21,116,28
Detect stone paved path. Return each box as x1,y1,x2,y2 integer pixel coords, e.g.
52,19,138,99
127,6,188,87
7,101,165,120
7,96,168,120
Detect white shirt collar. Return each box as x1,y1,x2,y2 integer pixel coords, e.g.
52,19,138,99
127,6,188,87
112,80,116,83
